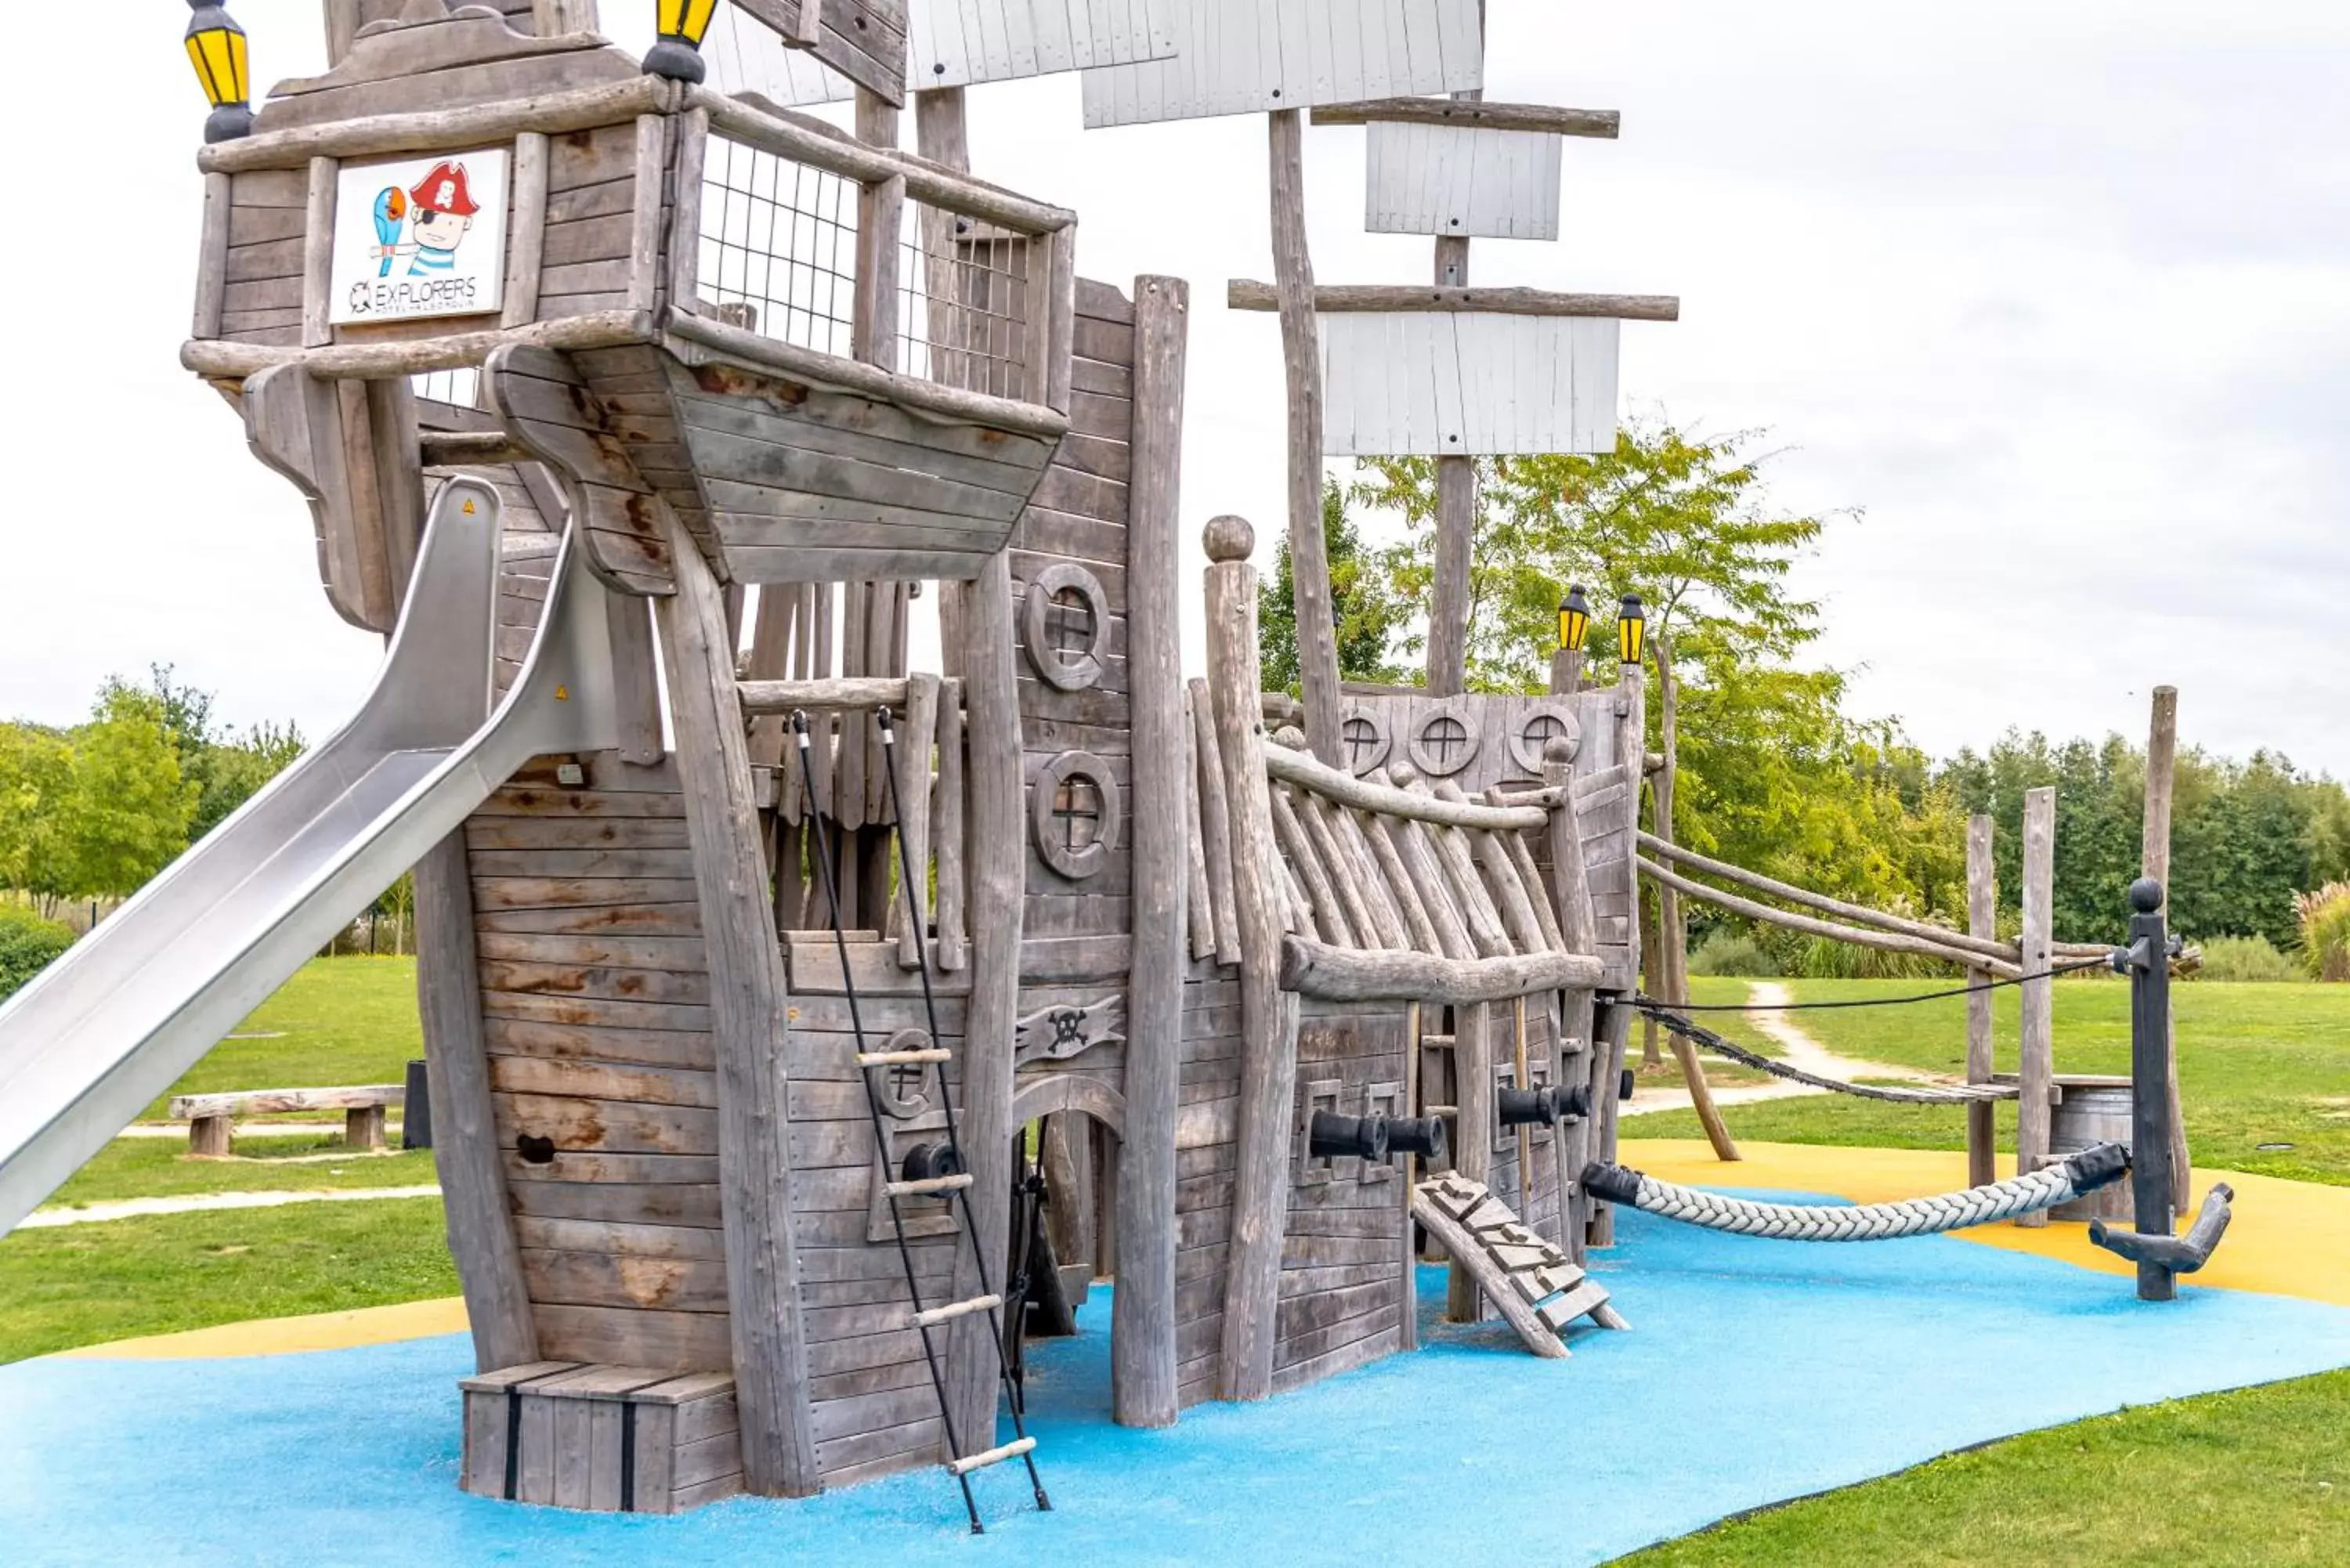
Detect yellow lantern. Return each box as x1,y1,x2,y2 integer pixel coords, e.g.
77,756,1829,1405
1617,594,1647,667
1557,585,1591,655
184,2,253,144
646,0,722,82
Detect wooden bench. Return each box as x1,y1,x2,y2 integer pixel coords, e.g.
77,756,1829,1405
166,1085,406,1156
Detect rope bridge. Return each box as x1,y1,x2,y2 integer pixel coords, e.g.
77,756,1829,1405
1584,1143,2131,1241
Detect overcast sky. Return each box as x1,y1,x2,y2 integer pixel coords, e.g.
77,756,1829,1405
6,2,2345,776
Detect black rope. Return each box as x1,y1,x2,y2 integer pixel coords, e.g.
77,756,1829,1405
1632,1003,2020,1106
1643,954,2113,1013
876,706,1051,1516
792,711,982,1536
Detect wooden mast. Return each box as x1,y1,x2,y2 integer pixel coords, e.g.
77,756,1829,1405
1426,2,1485,698
1267,111,1343,766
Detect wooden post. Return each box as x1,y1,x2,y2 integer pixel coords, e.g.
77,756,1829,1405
414,833,538,1374
1204,516,1297,1402
1115,275,1189,1429
2142,685,2190,1205
502,131,551,329
1546,737,1599,1260
1446,1000,1495,1321
2015,785,2057,1227
654,520,820,1496
1426,13,1484,697
1267,110,1342,765
1650,636,1736,1160
1589,662,1647,1248
1399,999,1423,1349
2125,880,2181,1300
1965,813,1998,1189
912,83,1021,1452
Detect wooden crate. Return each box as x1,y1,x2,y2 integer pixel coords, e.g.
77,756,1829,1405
458,1363,743,1513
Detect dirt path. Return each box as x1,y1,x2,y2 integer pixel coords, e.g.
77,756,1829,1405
21,1187,442,1230
1623,981,1941,1118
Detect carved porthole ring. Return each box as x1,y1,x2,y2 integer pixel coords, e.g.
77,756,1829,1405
1509,703,1582,775
1336,707,1393,777
1032,750,1123,880
1021,562,1112,692
1408,700,1480,779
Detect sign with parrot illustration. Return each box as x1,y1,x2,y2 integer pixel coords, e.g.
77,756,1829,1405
330,149,511,325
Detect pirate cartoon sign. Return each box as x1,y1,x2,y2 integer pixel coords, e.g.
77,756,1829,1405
330,148,510,325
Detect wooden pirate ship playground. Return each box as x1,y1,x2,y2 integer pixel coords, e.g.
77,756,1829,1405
0,0,2231,1537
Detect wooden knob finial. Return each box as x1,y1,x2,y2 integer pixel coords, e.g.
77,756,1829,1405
1203,515,1256,562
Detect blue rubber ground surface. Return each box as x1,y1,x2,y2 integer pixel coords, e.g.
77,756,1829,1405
9,1196,2350,1567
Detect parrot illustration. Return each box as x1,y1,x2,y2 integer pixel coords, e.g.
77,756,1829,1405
372,186,407,277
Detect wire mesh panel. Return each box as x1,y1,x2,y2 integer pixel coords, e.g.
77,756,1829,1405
698,136,862,360
896,202,1035,401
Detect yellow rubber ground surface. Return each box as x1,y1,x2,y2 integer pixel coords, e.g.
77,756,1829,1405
57,1143,2350,1359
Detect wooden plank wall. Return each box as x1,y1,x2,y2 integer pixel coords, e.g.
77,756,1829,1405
220,168,309,348
1013,278,1139,992
465,753,734,1373
543,123,656,323
1320,314,1619,457
1079,0,1484,128
1364,123,1565,241
779,948,971,1487
1173,958,1241,1407
1275,1001,1410,1393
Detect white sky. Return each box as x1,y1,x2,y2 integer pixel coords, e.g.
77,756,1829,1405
5,2,2345,775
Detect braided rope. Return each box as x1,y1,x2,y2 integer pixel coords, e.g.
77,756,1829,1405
1584,1145,2129,1242
1637,1000,2019,1105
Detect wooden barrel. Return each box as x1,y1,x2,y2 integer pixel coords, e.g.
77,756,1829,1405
2048,1075,2135,1222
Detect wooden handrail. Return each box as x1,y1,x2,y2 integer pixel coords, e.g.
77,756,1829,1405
1278,934,1603,1005
1228,281,1679,322
1264,745,1553,831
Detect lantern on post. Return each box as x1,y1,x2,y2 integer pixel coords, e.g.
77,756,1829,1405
1617,593,1647,667
645,0,720,83
1557,585,1591,655
184,2,253,144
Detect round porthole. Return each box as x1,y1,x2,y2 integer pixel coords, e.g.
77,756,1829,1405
1408,702,1480,779
1032,750,1123,880
876,1028,938,1121
1336,709,1392,777
1021,563,1112,692
1510,704,1582,775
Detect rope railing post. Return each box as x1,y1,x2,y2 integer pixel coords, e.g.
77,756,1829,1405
2123,877,2181,1301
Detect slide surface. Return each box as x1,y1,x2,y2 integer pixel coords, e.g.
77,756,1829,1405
0,478,621,1234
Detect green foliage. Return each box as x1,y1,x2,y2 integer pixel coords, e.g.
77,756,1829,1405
61,682,200,900
137,665,307,841
1260,479,1414,694
2191,934,2298,984
1686,930,1777,977
1349,421,1838,692
0,905,74,1001
1940,735,2350,948
0,724,73,894
2298,883,2350,982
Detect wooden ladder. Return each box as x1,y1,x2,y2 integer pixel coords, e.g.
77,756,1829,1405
795,707,1051,1534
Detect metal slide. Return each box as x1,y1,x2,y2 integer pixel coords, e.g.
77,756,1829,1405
0,476,623,1234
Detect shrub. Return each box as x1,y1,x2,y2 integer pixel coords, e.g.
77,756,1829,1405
2189,934,2298,984
0,905,74,1002
2298,883,2350,982
1687,930,1777,977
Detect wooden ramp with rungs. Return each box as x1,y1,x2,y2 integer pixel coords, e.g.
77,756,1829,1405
1412,1174,1625,1357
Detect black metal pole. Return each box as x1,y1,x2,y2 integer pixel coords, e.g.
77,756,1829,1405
2125,876,2178,1301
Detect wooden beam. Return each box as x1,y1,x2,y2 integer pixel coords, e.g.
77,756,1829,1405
1267,110,1343,767
737,677,908,715
1264,739,1552,829
2015,785,2058,1227
1204,515,1297,1402
1115,275,1189,1430
302,157,338,348
1311,99,1621,138
502,131,551,329
1965,814,1998,1189
2142,685,2191,1204
1278,937,1601,1005
414,833,539,1373
199,76,674,173
1640,858,2019,979
653,517,820,1494
1228,281,1679,321
1638,834,2021,963
193,172,231,340
182,309,649,381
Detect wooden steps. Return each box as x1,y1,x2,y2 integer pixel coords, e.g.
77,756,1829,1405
1411,1174,1623,1357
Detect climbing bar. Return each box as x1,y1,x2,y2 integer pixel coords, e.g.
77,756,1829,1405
1634,1001,2019,1104
913,1294,1003,1330
1637,858,2023,979
857,1049,953,1069
947,1437,1038,1478
1636,833,2022,965
1584,1144,2130,1242
885,1174,977,1200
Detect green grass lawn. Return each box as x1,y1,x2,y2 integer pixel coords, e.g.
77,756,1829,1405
0,1197,455,1364
1607,1369,2350,1566
139,956,423,1119
42,1136,438,1209
1625,978,2350,1185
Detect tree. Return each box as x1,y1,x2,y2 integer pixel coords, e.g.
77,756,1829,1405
126,667,306,840
1350,421,1838,692
1260,478,1412,695
0,724,74,899
57,684,198,901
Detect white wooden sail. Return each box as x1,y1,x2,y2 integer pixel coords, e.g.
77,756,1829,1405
1365,122,1563,240
907,0,1181,90
1319,313,1619,457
